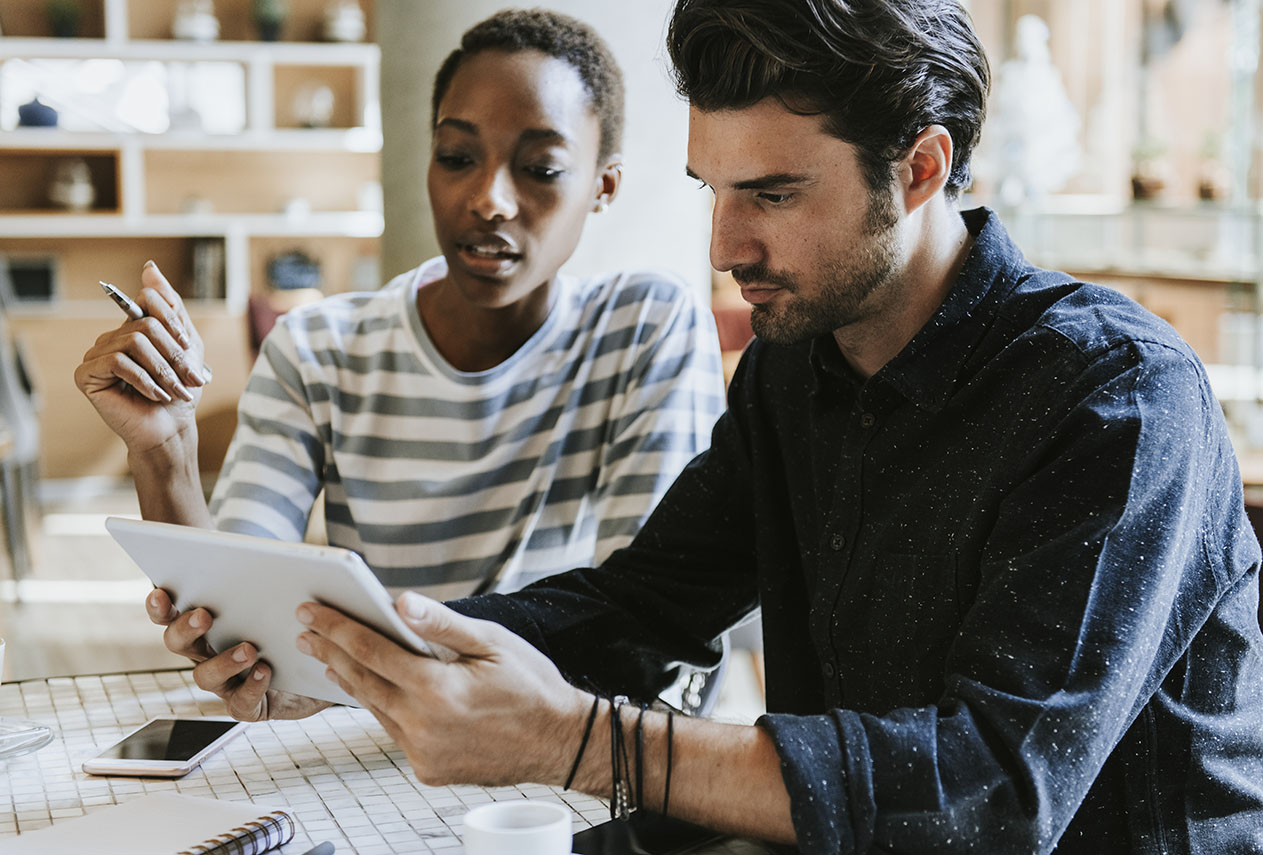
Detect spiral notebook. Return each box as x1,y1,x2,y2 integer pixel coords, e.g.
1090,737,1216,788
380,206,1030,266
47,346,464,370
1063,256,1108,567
4,792,296,855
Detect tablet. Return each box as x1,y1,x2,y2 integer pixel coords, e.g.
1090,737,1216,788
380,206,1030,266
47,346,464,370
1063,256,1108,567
105,516,456,706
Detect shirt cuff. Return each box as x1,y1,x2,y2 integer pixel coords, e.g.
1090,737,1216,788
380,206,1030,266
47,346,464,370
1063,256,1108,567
758,710,874,855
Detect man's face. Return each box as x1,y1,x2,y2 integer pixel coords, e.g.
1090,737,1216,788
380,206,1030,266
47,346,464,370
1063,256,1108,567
687,100,904,345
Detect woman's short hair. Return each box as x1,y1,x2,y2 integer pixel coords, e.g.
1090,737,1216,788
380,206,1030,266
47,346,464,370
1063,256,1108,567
667,0,990,198
432,8,625,163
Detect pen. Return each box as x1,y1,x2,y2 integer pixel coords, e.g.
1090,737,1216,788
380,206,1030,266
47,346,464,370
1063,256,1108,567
100,280,213,378
298,842,336,855
100,280,145,321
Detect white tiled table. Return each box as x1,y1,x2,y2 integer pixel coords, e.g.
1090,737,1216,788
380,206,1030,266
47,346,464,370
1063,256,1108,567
0,669,776,853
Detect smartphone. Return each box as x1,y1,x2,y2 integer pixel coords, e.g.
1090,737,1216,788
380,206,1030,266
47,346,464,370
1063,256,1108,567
81,716,247,777
572,811,727,855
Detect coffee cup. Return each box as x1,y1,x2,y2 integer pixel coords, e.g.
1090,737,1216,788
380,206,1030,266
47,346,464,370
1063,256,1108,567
462,800,573,855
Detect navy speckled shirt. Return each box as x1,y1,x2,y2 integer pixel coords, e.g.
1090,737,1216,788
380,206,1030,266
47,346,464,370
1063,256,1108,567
451,209,1263,853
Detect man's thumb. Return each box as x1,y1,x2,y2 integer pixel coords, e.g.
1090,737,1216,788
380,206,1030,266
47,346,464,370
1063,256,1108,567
396,592,491,661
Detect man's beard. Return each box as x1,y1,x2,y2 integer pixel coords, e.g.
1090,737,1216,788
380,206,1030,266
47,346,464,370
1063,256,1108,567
734,187,900,346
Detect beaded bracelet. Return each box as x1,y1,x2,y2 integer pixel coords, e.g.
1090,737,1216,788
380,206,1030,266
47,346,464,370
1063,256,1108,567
609,695,632,821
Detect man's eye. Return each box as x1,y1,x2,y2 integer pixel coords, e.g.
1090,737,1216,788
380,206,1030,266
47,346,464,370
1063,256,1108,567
757,192,793,205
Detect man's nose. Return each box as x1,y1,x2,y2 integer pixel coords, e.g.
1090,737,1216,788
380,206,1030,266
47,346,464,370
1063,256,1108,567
709,196,760,272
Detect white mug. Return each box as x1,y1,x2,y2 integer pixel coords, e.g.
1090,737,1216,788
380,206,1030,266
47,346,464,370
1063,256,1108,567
462,800,573,855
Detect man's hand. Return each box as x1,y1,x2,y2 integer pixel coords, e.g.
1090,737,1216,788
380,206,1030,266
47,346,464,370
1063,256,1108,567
74,262,211,457
146,588,331,722
295,592,590,787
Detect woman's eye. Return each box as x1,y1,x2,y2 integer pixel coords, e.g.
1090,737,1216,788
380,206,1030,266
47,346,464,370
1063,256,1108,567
435,153,473,170
526,165,564,181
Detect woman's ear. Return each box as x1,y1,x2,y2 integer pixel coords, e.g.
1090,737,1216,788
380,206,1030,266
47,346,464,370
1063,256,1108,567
592,157,623,213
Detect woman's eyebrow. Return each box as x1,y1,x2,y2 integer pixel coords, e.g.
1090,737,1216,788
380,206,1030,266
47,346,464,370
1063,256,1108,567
434,119,572,148
519,128,572,146
435,117,479,135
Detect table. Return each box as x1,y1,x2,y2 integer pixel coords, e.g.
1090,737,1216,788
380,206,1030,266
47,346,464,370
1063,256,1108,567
0,670,774,853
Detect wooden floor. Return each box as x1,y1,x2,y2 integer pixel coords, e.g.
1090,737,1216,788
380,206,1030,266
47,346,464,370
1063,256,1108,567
0,482,767,723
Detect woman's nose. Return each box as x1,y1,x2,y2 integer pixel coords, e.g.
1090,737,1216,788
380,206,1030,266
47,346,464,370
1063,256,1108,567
470,167,519,222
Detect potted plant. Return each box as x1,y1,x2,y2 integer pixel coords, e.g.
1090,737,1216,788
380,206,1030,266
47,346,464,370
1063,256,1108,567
46,0,81,37
252,0,287,41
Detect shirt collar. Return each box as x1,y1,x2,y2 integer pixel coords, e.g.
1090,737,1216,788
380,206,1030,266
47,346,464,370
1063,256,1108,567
810,207,1029,412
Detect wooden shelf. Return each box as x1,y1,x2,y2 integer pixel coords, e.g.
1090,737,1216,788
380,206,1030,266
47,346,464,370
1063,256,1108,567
0,128,382,153
0,212,383,238
0,36,379,65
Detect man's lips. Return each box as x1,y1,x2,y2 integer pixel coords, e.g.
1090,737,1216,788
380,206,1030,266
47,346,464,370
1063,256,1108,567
738,284,783,305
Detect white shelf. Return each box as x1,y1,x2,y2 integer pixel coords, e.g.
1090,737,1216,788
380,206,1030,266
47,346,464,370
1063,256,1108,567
0,128,383,153
0,37,380,66
0,212,384,238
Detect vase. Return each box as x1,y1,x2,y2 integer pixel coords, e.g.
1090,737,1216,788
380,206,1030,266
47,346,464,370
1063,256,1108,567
17,97,58,128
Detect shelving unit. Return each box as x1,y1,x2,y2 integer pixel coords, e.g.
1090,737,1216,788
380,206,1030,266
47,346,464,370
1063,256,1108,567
0,0,381,479
0,0,381,312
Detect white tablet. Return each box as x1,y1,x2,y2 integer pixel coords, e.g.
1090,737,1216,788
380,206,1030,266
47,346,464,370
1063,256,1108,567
105,517,456,706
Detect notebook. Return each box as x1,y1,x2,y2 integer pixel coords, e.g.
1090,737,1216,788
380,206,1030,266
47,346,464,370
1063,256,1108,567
3,792,296,855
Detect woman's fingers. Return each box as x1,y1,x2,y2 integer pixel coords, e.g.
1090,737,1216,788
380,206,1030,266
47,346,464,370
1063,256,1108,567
159,606,218,662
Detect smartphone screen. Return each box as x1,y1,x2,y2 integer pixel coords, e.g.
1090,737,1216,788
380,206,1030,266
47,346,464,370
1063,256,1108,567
572,811,726,855
95,718,240,761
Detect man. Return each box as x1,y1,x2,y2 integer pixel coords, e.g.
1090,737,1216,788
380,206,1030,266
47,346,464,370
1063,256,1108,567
187,0,1263,851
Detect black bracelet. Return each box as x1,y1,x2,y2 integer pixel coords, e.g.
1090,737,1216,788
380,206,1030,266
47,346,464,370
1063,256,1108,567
564,694,602,791
634,703,647,813
663,708,675,817
610,695,631,821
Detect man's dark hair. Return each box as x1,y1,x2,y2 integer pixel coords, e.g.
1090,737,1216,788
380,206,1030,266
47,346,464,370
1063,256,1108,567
667,0,990,198
432,8,625,164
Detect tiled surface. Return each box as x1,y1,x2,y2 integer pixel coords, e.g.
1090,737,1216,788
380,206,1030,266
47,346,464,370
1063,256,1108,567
0,670,609,853
0,670,775,854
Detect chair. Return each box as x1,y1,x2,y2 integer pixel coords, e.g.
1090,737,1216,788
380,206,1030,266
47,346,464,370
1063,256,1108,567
0,261,42,595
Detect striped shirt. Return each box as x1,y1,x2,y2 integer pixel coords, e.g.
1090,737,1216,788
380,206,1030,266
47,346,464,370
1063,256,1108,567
209,257,725,598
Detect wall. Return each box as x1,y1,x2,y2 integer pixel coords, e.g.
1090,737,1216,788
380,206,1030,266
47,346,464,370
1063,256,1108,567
377,0,713,295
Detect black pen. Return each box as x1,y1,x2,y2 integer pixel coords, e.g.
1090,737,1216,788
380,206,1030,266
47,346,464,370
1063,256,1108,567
298,842,336,855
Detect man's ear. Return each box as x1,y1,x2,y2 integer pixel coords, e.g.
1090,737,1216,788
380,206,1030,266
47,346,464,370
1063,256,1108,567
898,126,953,214
592,157,624,213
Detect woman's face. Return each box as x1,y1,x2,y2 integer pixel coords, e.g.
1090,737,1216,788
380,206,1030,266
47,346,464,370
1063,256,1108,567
428,49,619,310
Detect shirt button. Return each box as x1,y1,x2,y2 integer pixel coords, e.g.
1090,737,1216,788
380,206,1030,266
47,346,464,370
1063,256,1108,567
829,533,846,551
823,662,836,678
860,412,876,428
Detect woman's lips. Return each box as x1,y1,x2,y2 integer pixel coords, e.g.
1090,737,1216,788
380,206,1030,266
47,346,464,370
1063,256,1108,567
457,242,523,276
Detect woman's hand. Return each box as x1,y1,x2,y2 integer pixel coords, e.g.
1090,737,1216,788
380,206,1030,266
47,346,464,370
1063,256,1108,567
74,261,211,457
147,587,332,722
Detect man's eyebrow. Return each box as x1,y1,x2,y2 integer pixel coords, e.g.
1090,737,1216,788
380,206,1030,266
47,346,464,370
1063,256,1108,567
684,167,814,190
732,172,814,191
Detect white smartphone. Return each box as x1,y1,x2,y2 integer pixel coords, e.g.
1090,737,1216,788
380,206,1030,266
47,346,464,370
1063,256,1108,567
81,716,247,777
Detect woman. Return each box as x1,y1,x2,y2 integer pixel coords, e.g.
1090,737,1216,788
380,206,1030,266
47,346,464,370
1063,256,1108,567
74,9,724,719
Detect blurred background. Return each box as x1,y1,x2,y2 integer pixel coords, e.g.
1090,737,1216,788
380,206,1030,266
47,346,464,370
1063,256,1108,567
0,0,1259,717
